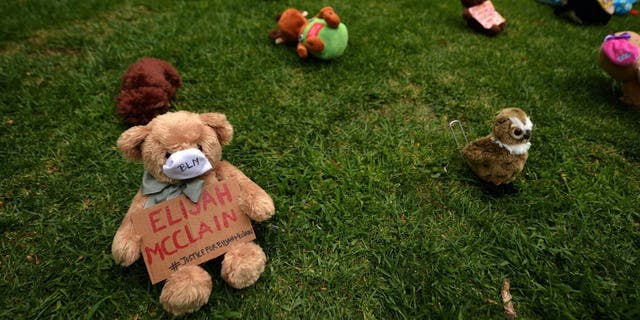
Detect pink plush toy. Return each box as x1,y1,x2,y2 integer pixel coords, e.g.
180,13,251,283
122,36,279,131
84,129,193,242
599,31,640,109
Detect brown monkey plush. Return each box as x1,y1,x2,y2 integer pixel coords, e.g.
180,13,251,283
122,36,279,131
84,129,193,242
116,58,182,126
461,0,506,36
461,108,533,195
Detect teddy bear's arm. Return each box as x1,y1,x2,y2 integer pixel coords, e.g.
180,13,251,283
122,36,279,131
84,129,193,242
305,37,325,55
317,6,340,28
296,42,309,59
112,190,145,267
621,81,640,108
214,161,275,222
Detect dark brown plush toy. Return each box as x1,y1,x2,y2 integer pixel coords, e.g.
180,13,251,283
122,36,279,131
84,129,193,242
461,0,506,36
554,0,613,25
116,57,182,126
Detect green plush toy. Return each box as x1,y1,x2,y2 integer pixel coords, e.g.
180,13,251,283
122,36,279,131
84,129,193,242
299,17,348,60
269,7,348,60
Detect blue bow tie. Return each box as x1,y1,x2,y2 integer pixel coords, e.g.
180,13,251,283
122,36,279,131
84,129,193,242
141,171,204,208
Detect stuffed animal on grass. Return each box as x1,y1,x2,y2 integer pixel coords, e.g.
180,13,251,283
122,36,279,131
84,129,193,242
116,58,182,126
613,0,638,15
461,0,506,36
111,111,275,315
269,6,348,60
453,108,533,195
542,0,636,15
599,31,640,109
554,0,614,24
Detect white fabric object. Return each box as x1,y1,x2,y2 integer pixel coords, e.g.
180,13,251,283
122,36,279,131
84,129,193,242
162,148,212,180
491,137,531,155
509,116,533,131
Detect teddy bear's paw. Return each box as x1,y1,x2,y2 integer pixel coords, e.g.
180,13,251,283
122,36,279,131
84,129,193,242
160,265,212,316
305,37,326,54
296,44,309,59
244,194,275,222
221,242,266,289
111,232,141,267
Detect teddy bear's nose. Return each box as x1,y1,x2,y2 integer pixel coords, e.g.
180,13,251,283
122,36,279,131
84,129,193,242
162,148,212,180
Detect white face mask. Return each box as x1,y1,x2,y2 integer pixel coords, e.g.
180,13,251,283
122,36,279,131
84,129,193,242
162,148,212,180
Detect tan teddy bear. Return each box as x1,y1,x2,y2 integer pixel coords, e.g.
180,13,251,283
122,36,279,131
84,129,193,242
599,31,640,109
111,111,275,315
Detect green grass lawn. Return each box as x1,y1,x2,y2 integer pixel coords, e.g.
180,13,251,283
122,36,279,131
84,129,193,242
1,0,640,318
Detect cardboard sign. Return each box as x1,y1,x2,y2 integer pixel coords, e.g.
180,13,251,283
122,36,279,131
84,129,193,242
131,178,256,284
468,1,505,30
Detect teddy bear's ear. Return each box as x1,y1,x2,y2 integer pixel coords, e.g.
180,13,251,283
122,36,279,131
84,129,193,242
317,6,340,28
200,113,233,145
269,30,286,44
117,125,151,161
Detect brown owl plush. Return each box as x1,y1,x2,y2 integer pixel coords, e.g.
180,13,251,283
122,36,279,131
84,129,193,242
460,108,533,195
